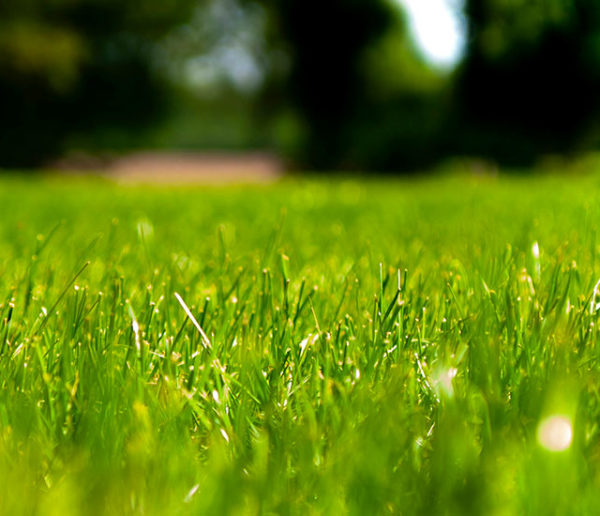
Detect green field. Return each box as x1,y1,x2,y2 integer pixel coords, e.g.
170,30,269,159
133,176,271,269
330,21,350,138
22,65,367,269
1,172,600,514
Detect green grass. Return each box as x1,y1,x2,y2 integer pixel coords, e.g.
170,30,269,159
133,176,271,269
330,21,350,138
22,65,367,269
1,171,600,514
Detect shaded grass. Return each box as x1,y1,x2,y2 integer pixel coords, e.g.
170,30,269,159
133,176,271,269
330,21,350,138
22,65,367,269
0,172,599,513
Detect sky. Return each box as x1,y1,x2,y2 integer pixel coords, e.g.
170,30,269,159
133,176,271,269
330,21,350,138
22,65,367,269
397,0,466,68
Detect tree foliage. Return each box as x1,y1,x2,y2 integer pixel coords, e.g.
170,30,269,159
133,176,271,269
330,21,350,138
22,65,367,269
0,0,198,167
455,0,600,164
254,0,396,169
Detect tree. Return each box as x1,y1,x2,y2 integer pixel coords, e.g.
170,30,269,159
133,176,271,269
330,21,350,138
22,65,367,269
0,0,199,167
455,0,600,164
254,0,395,169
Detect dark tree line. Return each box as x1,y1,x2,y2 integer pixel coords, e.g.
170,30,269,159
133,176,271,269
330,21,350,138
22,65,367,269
261,0,600,169
0,0,198,167
2,0,600,170
454,0,600,165
253,0,394,169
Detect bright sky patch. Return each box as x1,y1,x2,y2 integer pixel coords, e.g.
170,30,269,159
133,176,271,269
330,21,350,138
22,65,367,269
397,0,466,68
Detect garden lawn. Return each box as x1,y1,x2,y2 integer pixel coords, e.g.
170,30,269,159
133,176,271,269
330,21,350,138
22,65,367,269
0,171,600,514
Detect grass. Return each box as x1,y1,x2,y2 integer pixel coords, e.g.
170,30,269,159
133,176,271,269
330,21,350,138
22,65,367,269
1,171,600,514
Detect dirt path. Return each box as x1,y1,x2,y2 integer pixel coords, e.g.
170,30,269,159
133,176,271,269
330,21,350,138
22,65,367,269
55,151,284,184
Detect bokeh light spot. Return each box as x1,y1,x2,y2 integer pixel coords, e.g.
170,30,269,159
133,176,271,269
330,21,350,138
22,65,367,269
537,415,572,452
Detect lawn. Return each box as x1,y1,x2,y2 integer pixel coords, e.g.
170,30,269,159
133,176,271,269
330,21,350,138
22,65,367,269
0,171,600,514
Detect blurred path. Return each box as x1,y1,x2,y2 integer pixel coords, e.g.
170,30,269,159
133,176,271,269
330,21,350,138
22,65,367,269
55,151,283,184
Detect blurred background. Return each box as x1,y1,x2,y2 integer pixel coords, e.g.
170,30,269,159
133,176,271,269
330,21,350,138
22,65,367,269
2,0,600,173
